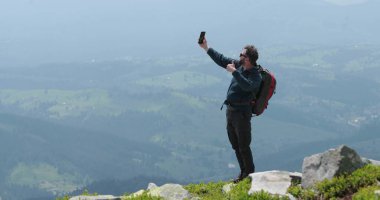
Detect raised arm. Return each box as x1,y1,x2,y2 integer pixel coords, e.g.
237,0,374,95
199,38,235,68
207,48,235,69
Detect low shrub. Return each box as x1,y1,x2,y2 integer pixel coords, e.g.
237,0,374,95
288,185,316,200
122,191,163,200
352,185,380,200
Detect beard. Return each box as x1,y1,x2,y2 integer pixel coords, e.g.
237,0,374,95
239,58,245,65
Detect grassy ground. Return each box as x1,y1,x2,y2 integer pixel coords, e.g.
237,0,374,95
56,164,380,200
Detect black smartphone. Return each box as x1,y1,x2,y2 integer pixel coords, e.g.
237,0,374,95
198,31,206,44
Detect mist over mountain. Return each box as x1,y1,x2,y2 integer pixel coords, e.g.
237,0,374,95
1,0,380,67
0,0,379,199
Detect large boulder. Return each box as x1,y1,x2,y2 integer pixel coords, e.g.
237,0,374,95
302,145,365,188
248,170,301,196
148,183,192,200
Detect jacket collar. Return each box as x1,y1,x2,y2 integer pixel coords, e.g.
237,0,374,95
241,64,260,73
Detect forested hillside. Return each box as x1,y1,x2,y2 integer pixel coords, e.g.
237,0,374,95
1,45,379,199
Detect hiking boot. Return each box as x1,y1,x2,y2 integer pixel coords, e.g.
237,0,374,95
232,172,249,183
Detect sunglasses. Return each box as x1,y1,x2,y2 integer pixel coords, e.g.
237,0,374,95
240,53,247,58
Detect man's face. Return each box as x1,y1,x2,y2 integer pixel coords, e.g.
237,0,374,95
239,49,248,66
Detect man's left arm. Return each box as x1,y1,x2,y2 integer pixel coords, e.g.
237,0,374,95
232,71,262,93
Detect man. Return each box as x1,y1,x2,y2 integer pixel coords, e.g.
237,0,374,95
199,37,262,183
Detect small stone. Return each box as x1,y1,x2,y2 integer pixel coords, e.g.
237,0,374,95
286,194,297,200
375,190,380,197
148,183,191,200
222,183,235,193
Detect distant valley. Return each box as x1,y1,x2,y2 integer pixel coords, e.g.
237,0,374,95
0,44,379,199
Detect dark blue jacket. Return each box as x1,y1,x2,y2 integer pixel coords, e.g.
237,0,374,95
207,48,262,110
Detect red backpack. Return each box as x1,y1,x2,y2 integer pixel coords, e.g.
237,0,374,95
252,66,276,116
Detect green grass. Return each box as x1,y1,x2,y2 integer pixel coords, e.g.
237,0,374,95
185,180,226,200
55,165,380,200
353,185,380,200
56,179,287,200
122,191,164,200
288,164,380,199
185,178,289,200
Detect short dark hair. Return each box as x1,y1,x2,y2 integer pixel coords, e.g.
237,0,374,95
244,45,259,66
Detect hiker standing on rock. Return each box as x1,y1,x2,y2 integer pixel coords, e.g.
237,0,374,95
199,36,262,183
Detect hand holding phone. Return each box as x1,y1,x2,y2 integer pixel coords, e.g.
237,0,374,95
198,31,206,44
198,31,208,51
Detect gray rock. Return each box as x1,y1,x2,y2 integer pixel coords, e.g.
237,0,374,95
361,157,380,166
69,195,121,200
148,183,191,200
286,194,297,200
375,190,380,197
368,159,380,166
222,183,235,194
248,170,302,196
362,157,372,164
147,182,158,190
302,145,365,188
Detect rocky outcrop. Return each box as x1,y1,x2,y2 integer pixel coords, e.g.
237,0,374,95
248,170,301,197
301,145,365,188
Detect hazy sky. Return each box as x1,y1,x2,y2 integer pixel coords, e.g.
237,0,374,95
0,0,379,67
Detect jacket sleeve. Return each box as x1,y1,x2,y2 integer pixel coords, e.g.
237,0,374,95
232,70,262,93
207,48,235,68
